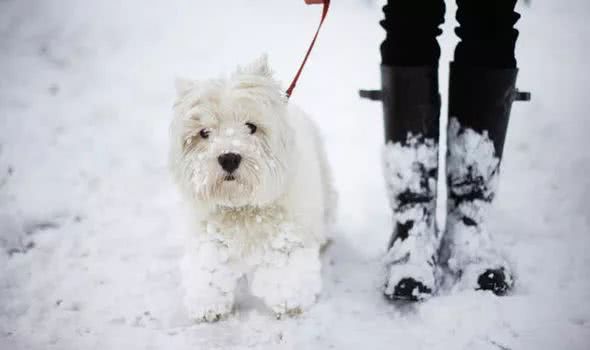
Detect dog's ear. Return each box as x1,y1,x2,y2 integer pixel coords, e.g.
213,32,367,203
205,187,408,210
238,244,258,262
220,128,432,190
175,78,197,96
238,54,272,78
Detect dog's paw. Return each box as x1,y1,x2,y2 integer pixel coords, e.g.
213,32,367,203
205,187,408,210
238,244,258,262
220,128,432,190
187,301,234,323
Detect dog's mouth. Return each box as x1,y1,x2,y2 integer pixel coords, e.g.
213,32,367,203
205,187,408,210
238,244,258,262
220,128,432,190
223,174,236,182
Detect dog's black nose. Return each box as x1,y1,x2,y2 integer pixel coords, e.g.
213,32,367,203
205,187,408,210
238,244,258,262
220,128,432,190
218,153,242,173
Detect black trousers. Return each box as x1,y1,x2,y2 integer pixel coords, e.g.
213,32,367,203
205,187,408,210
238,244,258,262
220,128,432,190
380,0,520,68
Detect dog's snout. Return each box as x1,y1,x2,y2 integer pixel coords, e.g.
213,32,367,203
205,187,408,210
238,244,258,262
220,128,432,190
218,153,242,173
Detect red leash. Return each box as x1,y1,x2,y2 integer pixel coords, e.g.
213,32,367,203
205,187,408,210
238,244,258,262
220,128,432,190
285,0,330,99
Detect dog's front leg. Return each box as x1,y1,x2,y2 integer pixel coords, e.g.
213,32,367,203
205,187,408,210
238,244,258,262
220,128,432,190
181,238,241,322
250,245,322,318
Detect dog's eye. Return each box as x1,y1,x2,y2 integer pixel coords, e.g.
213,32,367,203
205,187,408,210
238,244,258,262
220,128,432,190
245,123,257,134
199,128,210,139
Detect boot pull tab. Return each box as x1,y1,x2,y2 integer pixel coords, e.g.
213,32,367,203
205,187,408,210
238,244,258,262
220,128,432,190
514,89,531,102
359,89,383,101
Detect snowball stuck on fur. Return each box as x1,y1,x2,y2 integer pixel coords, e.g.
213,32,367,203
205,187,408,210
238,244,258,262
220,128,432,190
169,54,336,321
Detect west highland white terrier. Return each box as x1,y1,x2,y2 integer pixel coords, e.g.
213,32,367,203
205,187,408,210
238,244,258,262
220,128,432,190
169,55,336,322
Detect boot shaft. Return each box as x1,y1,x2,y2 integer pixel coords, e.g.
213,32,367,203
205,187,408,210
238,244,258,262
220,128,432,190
381,65,441,144
379,66,442,297
448,62,520,159
378,65,441,251
446,62,528,206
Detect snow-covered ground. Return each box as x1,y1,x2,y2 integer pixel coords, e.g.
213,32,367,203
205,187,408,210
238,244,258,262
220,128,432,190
1,0,589,349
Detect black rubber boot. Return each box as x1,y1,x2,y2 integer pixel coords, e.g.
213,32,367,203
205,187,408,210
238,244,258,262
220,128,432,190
380,65,440,143
362,66,441,301
442,62,529,295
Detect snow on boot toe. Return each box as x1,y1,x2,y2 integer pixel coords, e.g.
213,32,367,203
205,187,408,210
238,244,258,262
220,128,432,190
383,260,436,301
477,268,512,296
452,261,514,294
387,277,432,301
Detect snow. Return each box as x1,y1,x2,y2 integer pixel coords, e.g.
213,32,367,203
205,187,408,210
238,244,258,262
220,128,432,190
382,135,439,297
446,117,499,201
1,0,590,349
442,117,512,291
382,135,438,211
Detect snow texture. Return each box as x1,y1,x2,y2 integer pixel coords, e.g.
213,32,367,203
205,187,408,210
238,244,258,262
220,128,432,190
382,135,439,297
1,0,590,349
442,117,512,291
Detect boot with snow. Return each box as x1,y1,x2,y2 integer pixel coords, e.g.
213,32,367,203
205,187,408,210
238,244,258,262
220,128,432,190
363,65,441,301
442,62,529,295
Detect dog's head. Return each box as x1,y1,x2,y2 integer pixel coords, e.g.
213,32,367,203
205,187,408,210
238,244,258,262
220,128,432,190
170,55,293,208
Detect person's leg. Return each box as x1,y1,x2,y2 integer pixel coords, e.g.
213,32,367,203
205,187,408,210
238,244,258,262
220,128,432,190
380,1,445,67
377,0,445,301
453,0,519,69
442,0,528,295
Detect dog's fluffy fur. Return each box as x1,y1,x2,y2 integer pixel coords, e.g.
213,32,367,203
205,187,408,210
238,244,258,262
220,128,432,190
170,55,336,321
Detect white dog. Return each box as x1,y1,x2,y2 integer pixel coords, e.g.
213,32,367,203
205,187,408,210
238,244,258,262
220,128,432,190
169,55,336,322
